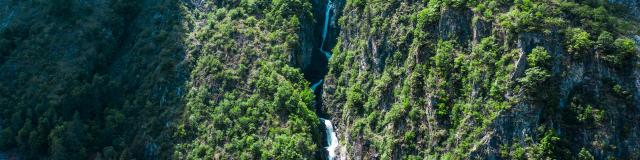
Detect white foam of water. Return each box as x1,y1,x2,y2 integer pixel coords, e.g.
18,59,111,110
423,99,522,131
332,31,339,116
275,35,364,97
320,118,338,160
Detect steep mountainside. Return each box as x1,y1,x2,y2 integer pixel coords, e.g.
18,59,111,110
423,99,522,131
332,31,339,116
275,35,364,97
0,0,639,159
172,0,324,159
0,0,323,159
322,0,640,159
0,0,188,159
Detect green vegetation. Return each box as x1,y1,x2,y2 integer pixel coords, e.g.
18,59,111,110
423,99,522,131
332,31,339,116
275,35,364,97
497,0,565,33
0,0,638,159
565,28,593,56
324,0,640,159
0,0,320,159
578,148,595,160
604,37,637,65
0,0,160,159
172,0,320,159
528,47,551,68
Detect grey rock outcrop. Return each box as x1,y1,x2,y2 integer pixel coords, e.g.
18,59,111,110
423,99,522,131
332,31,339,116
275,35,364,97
610,0,640,20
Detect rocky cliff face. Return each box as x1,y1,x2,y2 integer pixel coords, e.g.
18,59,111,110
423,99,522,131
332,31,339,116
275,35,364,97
610,0,640,20
322,1,640,159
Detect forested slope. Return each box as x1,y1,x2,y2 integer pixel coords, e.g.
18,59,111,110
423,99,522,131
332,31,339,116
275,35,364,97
172,0,323,159
0,0,322,159
0,0,189,159
0,0,639,159
322,0,640,159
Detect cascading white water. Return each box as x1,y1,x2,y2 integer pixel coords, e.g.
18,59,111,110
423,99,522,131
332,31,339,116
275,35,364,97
310,0,339,159
311,82,339,160
320,118,339,160
319,0,333,59
310,81,339,160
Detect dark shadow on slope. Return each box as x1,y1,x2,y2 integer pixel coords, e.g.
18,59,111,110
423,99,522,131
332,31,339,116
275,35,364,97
0,0,188,159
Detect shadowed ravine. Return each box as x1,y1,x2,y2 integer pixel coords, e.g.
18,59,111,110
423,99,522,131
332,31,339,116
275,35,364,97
308,0,338,159
319,0,333,59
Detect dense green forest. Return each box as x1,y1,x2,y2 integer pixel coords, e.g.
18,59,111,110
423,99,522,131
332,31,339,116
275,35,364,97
0,0,638,159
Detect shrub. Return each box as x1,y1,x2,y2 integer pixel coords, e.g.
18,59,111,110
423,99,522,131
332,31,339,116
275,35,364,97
417,6,438,25
596,31,613,52
613,37,635,55
531,130,561,159
610,38,637,64
578,148,594,160
575,104,604,123
348,0,366,9
432,40,455,73
498,1,564,33
528,47,551,68
599,37,636,65
564,28,593,56
519,67,550,91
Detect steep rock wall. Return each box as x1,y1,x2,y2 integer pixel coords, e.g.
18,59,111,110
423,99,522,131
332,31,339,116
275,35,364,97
610,0,640,19
323,1,640,159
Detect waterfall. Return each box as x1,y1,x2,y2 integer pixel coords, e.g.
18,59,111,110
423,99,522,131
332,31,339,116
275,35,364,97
311,0,339,159
310,80,340,160
309,79,339,160
321,48,332,60
320,0,333,59
311,79,324,92
320,118,339,160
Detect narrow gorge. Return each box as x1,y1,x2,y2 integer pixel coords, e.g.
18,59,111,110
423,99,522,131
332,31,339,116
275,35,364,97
0,0,639,159
306,0,341,159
